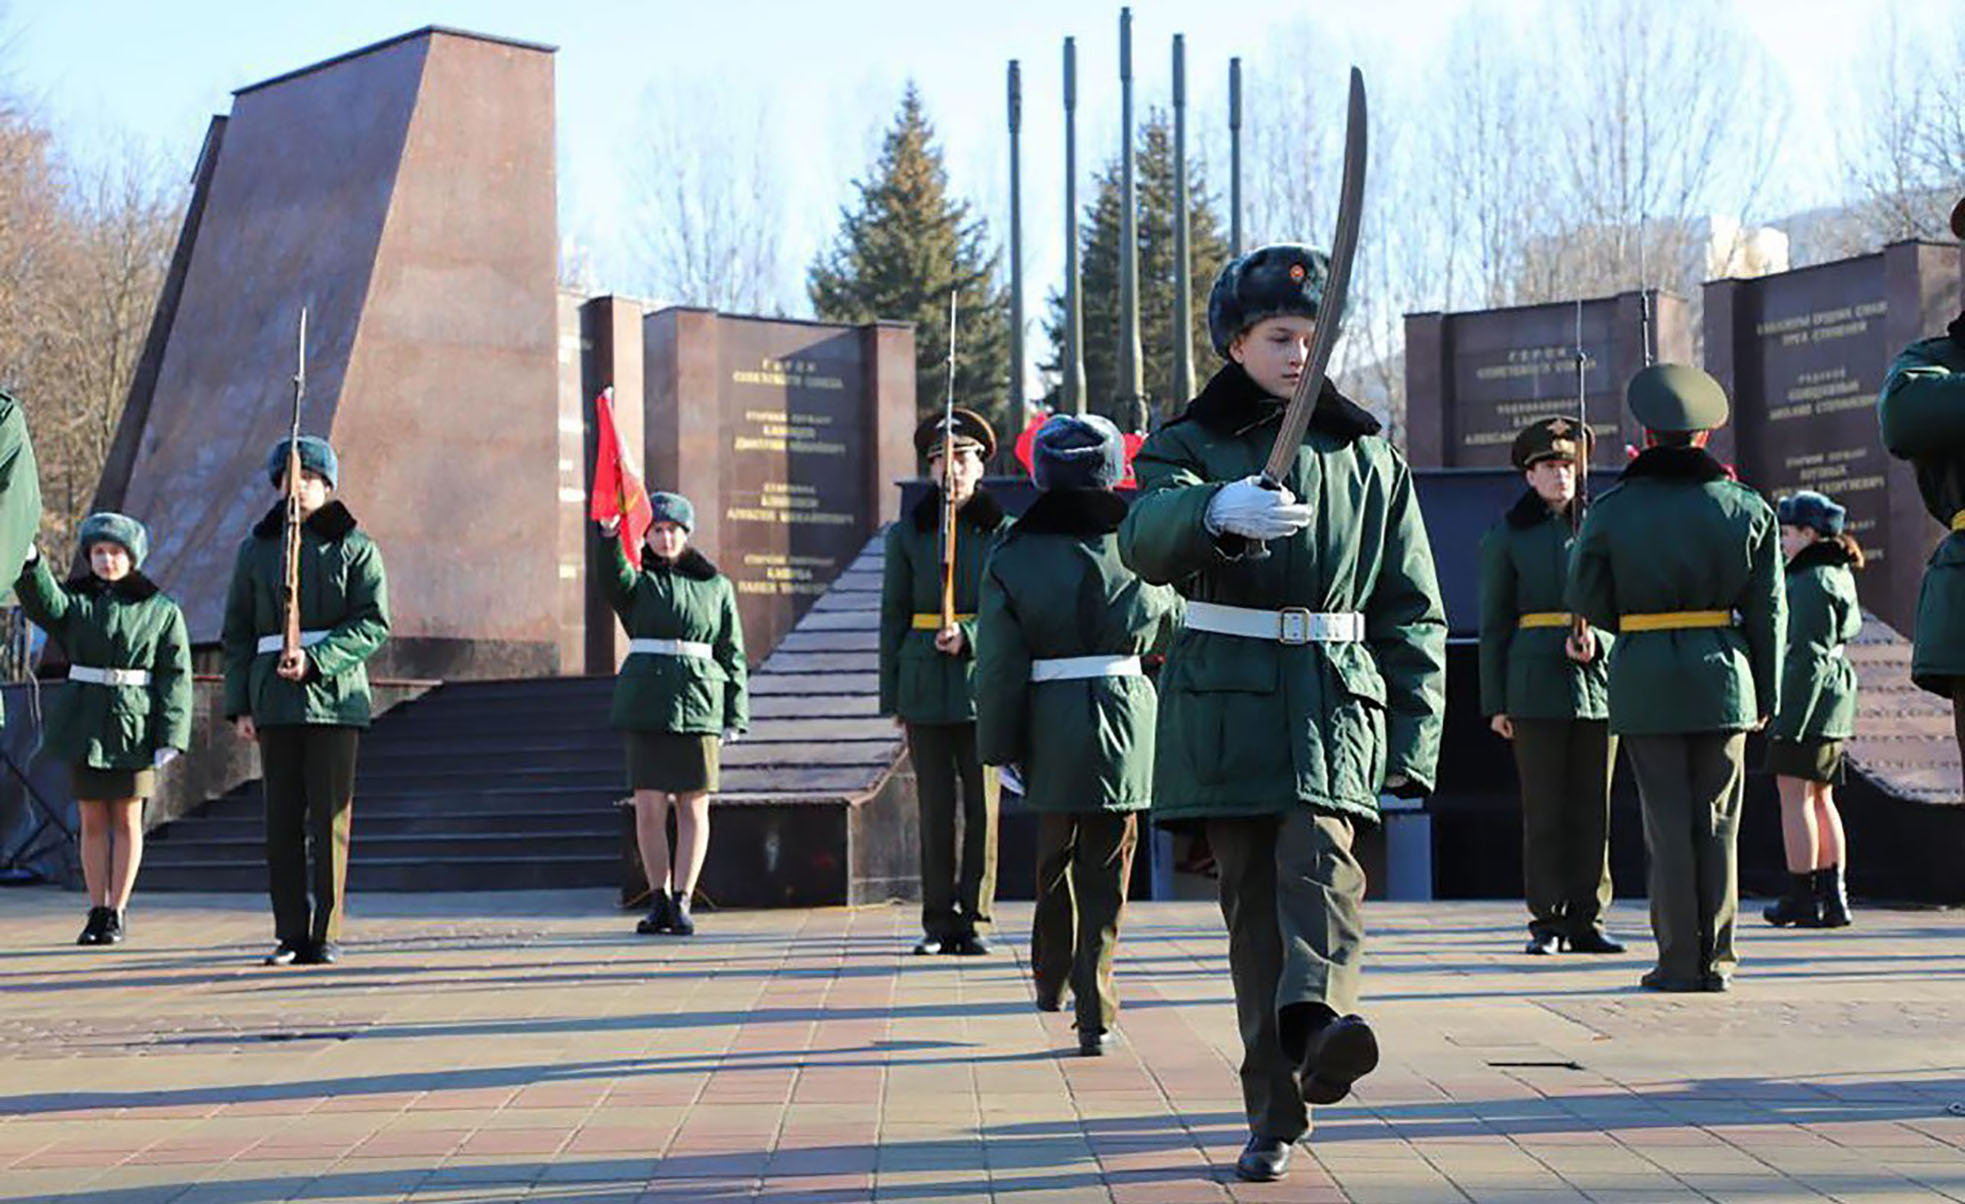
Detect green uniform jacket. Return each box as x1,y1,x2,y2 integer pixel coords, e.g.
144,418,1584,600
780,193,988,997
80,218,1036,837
0,391,43,729
878,487,1012,724
14,556,192,768
975,488,1182,813
1478,491,1611,720
222,502,391,728
1877,329,1965,695
599,536,746,734
1118,364,1448,826
1773,540,1862,742
1566,446,1784,736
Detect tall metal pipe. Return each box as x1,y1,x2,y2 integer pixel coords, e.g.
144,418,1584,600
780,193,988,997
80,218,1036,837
1229,56,1244,256
1007,60,1025,419
1117,7,1144,430
1172,34,1193,405
1063,37,1085,415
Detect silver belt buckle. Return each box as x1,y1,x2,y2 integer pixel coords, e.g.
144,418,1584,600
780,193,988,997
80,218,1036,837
1277,607,1312,645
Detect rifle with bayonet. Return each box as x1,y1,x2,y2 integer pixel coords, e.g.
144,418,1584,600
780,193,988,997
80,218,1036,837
939,289,959,633
279,308,307,678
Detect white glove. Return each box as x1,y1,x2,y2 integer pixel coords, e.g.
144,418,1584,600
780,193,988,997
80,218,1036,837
997,764,1027,796
1205,476,1313,540
722,727,742,744
597,516,622,536
153,748,181,769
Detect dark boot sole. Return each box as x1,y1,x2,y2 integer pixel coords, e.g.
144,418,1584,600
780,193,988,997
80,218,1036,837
1302,1021,1379,1105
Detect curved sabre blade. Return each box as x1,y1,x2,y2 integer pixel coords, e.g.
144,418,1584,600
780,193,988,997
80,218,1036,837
1262,67,1367,485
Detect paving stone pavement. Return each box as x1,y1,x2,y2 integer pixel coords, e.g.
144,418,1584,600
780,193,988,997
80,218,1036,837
1,889,1961,1203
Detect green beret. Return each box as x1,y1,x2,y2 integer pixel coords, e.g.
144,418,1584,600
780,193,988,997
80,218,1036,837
648,491,695,533
78,511,149,569
1628,364,1729,433
915,407,997,461
1511,415,1593,471
265,435,338,490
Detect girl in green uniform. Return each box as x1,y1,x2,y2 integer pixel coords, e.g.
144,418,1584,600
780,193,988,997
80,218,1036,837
1763,490,1863,929
598,493,746,936
15,513,192,945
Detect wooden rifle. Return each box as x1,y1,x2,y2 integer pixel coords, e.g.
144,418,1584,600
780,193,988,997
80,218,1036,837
939,290,959,631
280,308,307,673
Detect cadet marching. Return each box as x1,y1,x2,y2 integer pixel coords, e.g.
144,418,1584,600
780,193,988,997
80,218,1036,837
6,196,1964,1185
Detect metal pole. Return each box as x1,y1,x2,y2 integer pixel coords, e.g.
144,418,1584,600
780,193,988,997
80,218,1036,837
1229,56,1244,256
1007,60,1025,420
1064,37,1086,415
1172,34,1193,405
1118,7,1144,431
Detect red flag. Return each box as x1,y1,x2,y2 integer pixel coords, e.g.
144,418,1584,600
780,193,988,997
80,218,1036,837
590,387,653,569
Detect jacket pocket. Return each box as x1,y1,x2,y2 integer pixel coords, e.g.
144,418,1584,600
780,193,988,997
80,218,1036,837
1326,644,1388,799
1168,633,1287,789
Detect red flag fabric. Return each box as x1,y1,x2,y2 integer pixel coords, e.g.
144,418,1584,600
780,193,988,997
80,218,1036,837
1012,410,1148,488
589,387,653,569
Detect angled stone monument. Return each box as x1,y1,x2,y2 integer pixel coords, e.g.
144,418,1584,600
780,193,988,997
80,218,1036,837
96,27,564,678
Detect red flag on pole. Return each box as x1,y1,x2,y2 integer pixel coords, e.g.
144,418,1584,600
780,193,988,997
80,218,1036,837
589,387,654,569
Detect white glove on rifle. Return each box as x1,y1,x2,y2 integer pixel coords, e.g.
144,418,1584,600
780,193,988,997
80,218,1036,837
153,748,181,769
1205,476,1313,541
722,727,742,744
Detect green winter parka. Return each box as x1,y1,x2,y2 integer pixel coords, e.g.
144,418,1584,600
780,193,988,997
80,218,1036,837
15,556,192,769
0,390,43,728
1565,446,1784,736
974,488,1183,813
221,501,391,728
1478,490,1611,720
1117,363,1448,826
878,487,1012,725
598,535,747,734
1772,539,1862,743
1877,327,1965,696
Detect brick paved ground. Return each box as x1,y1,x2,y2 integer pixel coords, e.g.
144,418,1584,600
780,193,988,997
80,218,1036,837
0,890,1960,1203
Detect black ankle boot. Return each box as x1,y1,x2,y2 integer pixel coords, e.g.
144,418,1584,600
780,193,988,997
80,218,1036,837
1815,866,1852,928
100,909,125,944
76,906,109,946
1762,873,1819,927
635,891,672,935
670,890,695,936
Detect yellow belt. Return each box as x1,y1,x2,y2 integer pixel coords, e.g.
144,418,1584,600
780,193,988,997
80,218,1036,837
1620,610,1733,632
912,613,976,630
1516,612,1572,630
1950,510,1965,532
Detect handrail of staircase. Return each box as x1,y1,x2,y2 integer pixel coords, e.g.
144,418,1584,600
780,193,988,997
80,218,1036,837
189,673,444,688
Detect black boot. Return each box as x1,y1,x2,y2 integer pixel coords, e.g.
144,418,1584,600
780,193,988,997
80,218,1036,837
99,909,125,945
76,906,109,946
1235,1135,1292,1182
635,891,672,935
669,890,695,936
1762,873,1819,927
1815,866,1852,928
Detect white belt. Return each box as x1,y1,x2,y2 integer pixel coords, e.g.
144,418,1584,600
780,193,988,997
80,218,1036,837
1184,600,1365,645
255,631,329,655
68,666,150,687
1029,654,1144,683
628,637,713,659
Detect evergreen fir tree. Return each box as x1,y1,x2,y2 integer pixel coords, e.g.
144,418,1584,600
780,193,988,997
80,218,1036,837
1043,112,1232,429
809,86,1013,447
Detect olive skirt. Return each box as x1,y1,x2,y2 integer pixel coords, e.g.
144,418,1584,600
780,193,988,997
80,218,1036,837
1764,737,1844,784
624,731,720,793
70,765,156,802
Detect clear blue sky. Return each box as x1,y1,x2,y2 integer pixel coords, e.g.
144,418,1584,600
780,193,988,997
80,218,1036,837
6,0,1878,358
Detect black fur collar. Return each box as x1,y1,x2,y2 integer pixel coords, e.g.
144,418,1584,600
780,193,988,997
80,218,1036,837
63,570,161,601
1787,539,1854,574
253,500,358,541
1620,445,1728,484
1012,488,1129,537
1505,488,1586,530
1171,361,1382,443
647,546,720,581
910,484,1007,533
